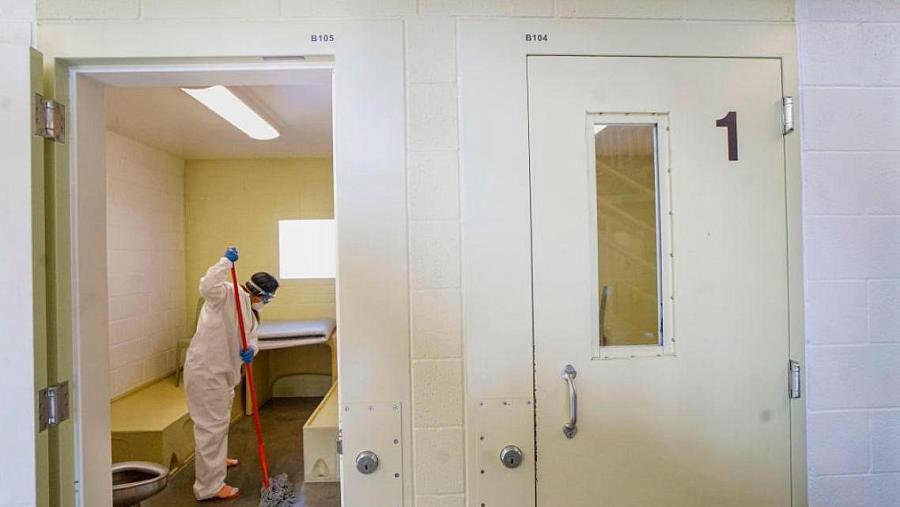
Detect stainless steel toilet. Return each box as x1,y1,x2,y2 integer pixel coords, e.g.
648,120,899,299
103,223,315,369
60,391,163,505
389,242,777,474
112,461,169,507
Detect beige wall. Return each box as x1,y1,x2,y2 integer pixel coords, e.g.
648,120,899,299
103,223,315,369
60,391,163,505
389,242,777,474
106,131,186,398
184,158,335,328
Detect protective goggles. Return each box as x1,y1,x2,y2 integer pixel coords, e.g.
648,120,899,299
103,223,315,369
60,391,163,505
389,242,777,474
247,280,276,304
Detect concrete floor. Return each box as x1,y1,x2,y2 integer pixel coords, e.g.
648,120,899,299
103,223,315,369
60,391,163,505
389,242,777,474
146,397,341,507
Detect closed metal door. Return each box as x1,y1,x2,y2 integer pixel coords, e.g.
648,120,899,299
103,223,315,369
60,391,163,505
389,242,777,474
529,56,793,506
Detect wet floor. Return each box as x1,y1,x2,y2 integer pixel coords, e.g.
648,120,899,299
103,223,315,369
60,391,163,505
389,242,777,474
146,397,341,507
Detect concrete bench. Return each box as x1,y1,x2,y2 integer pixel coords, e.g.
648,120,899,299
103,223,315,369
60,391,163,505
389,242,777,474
302,382,340,483
110,375,242,472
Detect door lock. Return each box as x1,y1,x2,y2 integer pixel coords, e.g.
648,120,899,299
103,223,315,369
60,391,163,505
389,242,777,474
356,451,380,474
499,445,524,469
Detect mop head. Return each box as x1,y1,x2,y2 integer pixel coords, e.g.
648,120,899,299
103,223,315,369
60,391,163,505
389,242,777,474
258,473,296,507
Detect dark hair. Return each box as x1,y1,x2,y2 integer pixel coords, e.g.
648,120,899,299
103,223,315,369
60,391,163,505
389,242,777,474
250,272,279,294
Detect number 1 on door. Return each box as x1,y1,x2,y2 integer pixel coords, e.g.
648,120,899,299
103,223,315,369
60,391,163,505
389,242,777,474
716,111,738,161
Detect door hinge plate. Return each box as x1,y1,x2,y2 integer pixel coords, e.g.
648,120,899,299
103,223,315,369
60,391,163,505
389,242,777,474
782,96,794,136
789,360,801,399
336,428,343,455
34,93,66,143
38,381,70,431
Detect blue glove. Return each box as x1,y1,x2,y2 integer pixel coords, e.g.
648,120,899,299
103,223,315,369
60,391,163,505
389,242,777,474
240,347,254,364
224,247,239,263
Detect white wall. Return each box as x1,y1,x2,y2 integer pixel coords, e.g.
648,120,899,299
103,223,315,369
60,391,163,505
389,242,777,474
106,131,186,398
798,1,900,506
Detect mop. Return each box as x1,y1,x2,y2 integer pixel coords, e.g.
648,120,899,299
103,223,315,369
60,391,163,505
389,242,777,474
229,262,296,507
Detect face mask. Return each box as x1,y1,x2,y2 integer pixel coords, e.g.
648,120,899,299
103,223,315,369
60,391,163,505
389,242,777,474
252,302,264,311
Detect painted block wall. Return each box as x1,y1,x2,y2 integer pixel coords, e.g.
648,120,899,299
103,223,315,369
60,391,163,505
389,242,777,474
797,1,900,506
183,158,336,383
105,130,186,398
183,158,335,325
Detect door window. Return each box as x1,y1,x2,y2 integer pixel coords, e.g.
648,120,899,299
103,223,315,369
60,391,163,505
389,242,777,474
589,114,673,358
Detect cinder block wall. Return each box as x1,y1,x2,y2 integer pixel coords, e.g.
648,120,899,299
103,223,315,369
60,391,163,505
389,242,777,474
183,158,336,325
798,1,900,505
105,131,186,398
30,1,900,506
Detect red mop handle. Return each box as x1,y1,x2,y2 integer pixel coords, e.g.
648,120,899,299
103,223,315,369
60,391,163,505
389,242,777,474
230,263,271,489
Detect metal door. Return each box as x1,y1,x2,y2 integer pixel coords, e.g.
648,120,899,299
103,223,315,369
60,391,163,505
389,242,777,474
529,56,793,506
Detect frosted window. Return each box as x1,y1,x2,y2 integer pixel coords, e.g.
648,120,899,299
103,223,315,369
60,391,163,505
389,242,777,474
278,219,336,279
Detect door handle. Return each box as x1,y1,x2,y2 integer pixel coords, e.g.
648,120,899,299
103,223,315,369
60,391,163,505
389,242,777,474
561,364,577,439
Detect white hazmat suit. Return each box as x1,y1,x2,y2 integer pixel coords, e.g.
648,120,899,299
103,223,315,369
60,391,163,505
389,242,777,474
184,257,258,500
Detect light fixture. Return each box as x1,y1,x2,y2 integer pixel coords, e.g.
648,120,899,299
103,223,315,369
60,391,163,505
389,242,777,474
594,124,608,134
181,85,279,140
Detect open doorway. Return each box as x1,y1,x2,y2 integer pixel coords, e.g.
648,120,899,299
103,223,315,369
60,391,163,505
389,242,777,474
77,62,341,506
38,22,409,506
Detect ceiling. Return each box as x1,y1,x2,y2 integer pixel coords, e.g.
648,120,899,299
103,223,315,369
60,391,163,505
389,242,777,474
105,72,332,159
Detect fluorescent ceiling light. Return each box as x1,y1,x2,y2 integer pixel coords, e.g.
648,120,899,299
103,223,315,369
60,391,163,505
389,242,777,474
181,85,279,140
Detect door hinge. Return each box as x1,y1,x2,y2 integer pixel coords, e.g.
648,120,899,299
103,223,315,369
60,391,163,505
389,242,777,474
38,381,70,431
782,96,794,136
789,360,801,399
336,428,343,455
34,93,66,143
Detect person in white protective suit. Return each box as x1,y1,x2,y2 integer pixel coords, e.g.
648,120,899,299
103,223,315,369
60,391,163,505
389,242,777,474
183,247,280,501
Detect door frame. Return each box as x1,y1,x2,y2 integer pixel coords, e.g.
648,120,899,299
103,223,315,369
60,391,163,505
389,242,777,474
459,19,804,506
37,19,409,507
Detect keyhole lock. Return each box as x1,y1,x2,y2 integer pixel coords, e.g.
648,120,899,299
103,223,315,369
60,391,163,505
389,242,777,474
356,451,380,474
499,445,524,469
